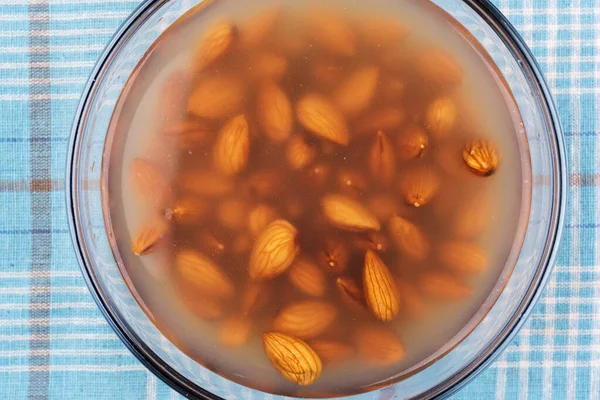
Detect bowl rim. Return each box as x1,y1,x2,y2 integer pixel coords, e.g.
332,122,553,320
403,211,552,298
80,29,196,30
65,0,567,399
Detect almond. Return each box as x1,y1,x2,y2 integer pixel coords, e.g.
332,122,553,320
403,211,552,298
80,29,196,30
258,81,293,142
366,194,400,222
183,292,223,320
248,52,288,81
263,332,322,386
213,114,250,175
415,47,463,87
176,250,235,299
178,170,233,197
288,258,326,297
248,204,279,237
356,107,405,136
309,340,354,364
130,158,169,208
322,194,381,232
296,94,349,145
354,326,405,365
249,219,300,280
336,276,366,312
352,232,389,253
417,271,472,300
306,10,355,56
395,279,425,319
131,216,169,256
168,196,208,224
193,20,236,71
241,168,284,200
219,315,252,347
273,300,337,339
398,166,440,208
336,168,368,197
187,74,245,119
425,96,456,139
369,131,396,185
163,119,212,149
388,215,429,262
397,126,429,161
286,135,316,170
318,236,349,274
363,250,400,321
439,241,488,274
241,282,272,316
240,6,280,47
333,66,379,116
463,139,499,177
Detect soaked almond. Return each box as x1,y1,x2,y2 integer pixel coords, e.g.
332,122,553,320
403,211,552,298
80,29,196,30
263,332,322,386
352,231,389,253
240,6,280,47
395,279,425,319
248,204,279,237
418,271,472,300
333,65,379,116
397,126,429,161
318,236,349,274
197,231,227,258
309,340,354,364
258,81,293,142
439,241,488,275
248,52,288,81
336,276,366,312
363,250,400,321
297,94,349,145
131,216,169,256
356,107,405,136
219,316,253,347
178,170,233,198
286,135,316,170
167,196,208,224
463,139,499,177
415,47,463,87
187,74,245,119
398,166,440,207
273,300,337,339
130,158,170,208
388,215,429,262
366,194,400,222
213,114,250,175
322,194,381,232
241,282,272,316
176,250,235,299
354,326,405,365
249,219,300,280
336,169,368,197
193,20,237,71
369,131,396,185
163,119,212,149
425,96,456,139
288,258,327,297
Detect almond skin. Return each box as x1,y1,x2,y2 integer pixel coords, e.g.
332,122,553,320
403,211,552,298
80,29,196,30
249,219,300,280
354,326,405,365
273,300,337,339
258,81,293,142
388,215,429,262
213,114,250,175
296,94,349,145
322,194,381,232
288,258,327,297
176,250,235,299
187,75,245,119
263,332,322,386
363,250,400,321
333,66,379,116
193,20,236,71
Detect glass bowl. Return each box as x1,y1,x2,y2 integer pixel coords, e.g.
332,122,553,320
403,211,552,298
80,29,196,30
66,0,566,398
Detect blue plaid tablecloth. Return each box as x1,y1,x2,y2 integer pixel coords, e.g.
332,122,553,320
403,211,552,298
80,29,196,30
0,0,597,399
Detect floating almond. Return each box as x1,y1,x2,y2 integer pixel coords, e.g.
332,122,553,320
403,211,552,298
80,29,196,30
286,135,316,170
249,52,288,81
388,215,429,262
240,6,280,47
395,279,425,319
336,169,368,197
213,114,250,175
178,170,233,197
306,10,355,56
187,74,245,119
418,271,472,300
241,282,272,315
219,315,252,347
369,131,396,185
193,20,236,71
258,81,293,142
241,168,284,200
336,276,366,312
366,194,400,222
415,47,463,87
453,192,491,238
354,326,405,365
216,197,248,230
176,250,234,299
131,216,169,256
322,194,381,232
288,258,327,297
309,340,354,364
356,107,405,136
425,96,456,139
318,236,349,274
163,119,212,149
167,196,208,224
439,241,488,274
197,231,227,257
130,158,169,208
263,332,322,386
248,204,279,237
333,66,379,116
398,166,440,207
353,231,389,253
397,126,429,161
363,250,400,322
463,139,499,177
249,219,300,280
273,300,337,339
296,94,349,146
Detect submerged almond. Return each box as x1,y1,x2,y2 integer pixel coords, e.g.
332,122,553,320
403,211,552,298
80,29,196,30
309,340,354,364
307,11,355,56
318,236,349,274
219,316,252,346
336,276,366,312
395,279,425,319
163,119,212,149
248,204,279,237
188,75,245,119
322,194,381,232
178,170,233,198
356,107,405,136
288,258,327,297
333,66,379,116
296,94,349,145
425,96,456,139
415,47,463,87
176,250,235,299
167,196,208,224
216,197,248,230
263,332,322,386
241,168,284,200
363,250,400,322
273,300,337,339
353,231,389,253
366,194,400,222
397,126,429,161
463,139,499,177
388,215,429,262
249,219,300,280
398,166,440,207
286,135,317,170
354,326,405,365
131,217,169,256
439,241,488,275
241,282,272,315
213,114,250,175
193,20,236,71
336,169,368,197
418,271,472,300
369,131,396,185
258,81,293,142
248,52,288,81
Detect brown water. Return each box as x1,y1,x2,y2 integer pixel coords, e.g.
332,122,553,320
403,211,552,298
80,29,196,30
103,0,530,397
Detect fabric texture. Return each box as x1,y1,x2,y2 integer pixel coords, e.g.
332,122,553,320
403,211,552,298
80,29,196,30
0,0,597,399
